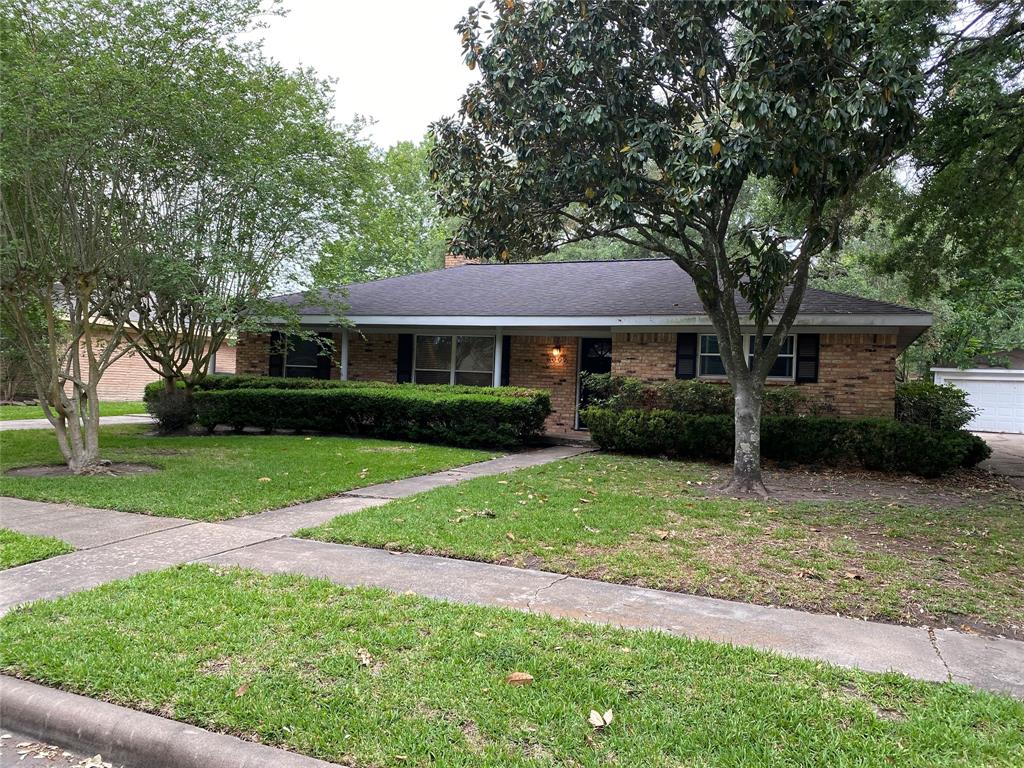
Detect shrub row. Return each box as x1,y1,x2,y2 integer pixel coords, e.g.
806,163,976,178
581,407,991,478
580,373,822,417
145,375,541,400
191,386,551,449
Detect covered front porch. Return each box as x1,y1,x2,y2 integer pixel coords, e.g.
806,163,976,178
234,327,615,434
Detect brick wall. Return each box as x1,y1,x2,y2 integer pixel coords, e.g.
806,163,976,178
806,333,898,417
235,332,270,375
58,328,236,401
607,331,898,418
611,332,677,380
507,335,580,434
348,333,398,382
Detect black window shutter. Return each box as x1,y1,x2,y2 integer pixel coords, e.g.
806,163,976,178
397,334,414,383
795,333,819,384
316,332,333,379
500,336,511,386
675,333,697,379
268,331,284,377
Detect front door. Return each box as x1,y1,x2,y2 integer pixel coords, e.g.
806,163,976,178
576,337,612,428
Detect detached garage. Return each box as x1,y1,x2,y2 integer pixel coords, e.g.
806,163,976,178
933,351,1024,434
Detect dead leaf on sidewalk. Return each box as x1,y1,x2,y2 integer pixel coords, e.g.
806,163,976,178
506,671,534,686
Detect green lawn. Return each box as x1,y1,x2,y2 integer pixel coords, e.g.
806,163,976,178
302,455,1024,635
0,401,147,421
2,565,1020,767
0,528,73,569
0,425,491,520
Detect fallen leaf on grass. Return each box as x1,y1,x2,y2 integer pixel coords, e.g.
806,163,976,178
843,571,864,581
588,709,613,728
234,682,249,697
506,671,534,686
257,477,271,483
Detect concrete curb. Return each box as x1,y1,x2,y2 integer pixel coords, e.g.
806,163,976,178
0,676,343,768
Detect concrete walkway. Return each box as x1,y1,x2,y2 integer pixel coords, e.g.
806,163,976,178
1,441,1022,699
0,414,153,431
979,432,1024,490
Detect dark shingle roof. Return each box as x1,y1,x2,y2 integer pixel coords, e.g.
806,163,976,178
280,259,929,319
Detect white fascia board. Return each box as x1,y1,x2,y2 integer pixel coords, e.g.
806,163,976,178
287,313,933,329
933,368,1024,380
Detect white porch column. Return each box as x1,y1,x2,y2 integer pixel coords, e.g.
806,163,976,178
340,327,350,381
492,329,503,387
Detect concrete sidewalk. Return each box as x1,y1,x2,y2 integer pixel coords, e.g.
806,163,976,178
0,414,153,431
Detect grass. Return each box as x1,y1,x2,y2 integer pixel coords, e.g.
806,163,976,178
0,401,147,421
0,528,73,569
302,454,1024,635
0,425,491,521
2,565,1021,767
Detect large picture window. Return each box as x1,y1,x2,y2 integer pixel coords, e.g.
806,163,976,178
414,335,495,386
697,333,797,380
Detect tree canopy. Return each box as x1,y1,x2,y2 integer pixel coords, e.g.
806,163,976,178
314,139,450,285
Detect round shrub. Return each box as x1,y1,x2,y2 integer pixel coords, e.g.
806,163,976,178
896,380,977,431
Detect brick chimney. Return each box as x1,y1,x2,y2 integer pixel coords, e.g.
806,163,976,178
444,253,479,268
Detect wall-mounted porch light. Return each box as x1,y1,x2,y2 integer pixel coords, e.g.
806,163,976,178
551,344,563,359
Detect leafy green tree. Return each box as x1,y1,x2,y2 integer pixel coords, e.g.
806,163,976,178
432,0,922,494
100,1,362,399
1,0,359,466
2,0,158,470
315,139,449,284
872,1,1023,303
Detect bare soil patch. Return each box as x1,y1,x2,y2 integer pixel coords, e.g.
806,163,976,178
5,462,158,478
700,463,1021,509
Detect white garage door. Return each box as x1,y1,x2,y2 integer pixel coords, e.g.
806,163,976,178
933,370,1024,434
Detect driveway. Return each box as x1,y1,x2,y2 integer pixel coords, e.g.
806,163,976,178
978,432,1024,490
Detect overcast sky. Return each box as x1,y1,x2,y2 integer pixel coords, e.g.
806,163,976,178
256,0,479,148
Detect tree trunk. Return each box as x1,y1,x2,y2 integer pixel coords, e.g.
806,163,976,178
721,376,768,497
50,386,103,474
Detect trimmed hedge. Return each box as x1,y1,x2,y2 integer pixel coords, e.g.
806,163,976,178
582,407,991,478
192,386,550,449
145,375,542,400
580,373,821,416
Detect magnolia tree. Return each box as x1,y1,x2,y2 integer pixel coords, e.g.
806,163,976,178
432,0,923,494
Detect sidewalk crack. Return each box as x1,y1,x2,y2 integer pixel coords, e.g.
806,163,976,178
927,627,954,682
526,573,571,612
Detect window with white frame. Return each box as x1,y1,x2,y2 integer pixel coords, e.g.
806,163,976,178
748,335,795,379
697,333,796,380
414,335,495,386
698,334,726,376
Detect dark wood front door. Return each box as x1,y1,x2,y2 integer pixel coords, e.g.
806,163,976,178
576,337,612,428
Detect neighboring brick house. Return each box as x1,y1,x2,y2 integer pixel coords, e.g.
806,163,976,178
9,325,238,402
236,258,931,435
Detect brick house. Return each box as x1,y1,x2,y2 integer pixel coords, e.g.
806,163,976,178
235,258,931,435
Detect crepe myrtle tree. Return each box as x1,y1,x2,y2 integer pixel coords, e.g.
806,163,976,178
431,0,922,494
